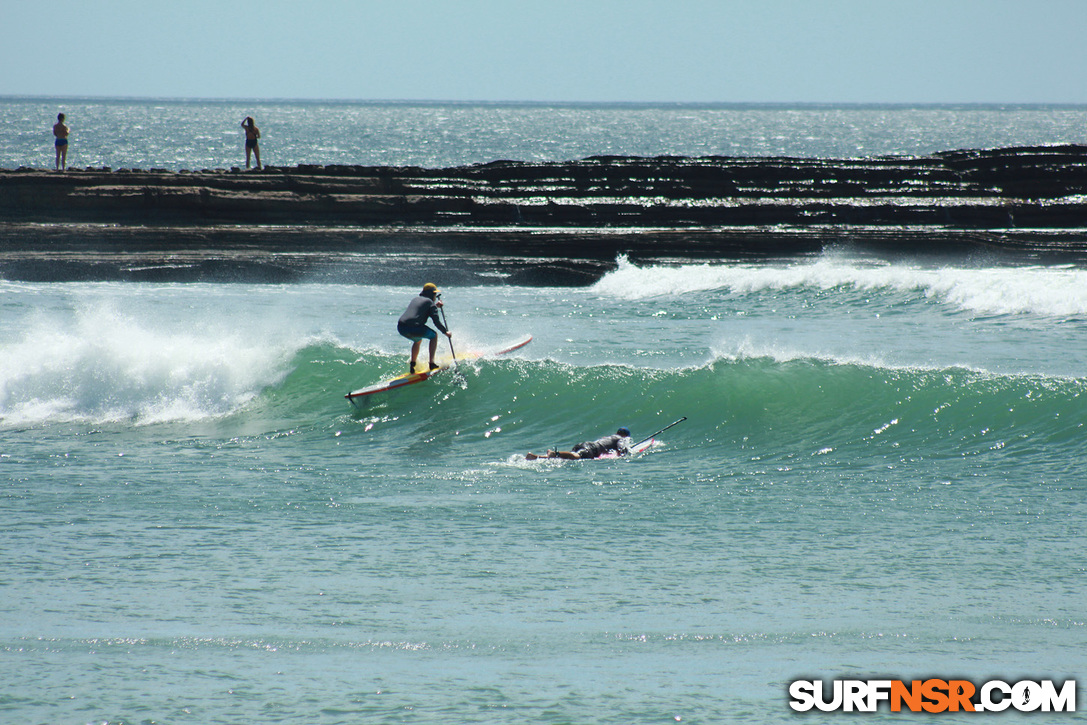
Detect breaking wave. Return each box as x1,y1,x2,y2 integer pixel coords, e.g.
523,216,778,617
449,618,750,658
591,255,1087,318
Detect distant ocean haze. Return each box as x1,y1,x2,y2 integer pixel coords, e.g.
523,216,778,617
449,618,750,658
1,98,1085,170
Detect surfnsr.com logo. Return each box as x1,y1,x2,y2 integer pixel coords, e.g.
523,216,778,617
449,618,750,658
788,678,1076,713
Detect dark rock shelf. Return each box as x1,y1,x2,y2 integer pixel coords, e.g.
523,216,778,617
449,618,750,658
3,145,1087,284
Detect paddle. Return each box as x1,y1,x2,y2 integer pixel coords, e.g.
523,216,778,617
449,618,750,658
633,416,687,448
438,300,462,379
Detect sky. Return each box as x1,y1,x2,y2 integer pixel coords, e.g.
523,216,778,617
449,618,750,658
4,0,1087,104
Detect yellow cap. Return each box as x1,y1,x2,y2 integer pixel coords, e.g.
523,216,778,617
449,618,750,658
422,282,440,295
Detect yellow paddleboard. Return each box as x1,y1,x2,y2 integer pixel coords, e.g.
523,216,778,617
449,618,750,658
346,335,531,405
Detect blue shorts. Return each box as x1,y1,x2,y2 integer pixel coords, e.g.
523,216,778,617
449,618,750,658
55,138,68,147
398,323,436,342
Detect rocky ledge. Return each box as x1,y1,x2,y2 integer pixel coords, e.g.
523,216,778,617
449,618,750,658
3,145,1087,284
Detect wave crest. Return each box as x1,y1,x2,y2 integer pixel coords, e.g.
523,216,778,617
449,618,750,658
591,254,1087,317
0,304,299,426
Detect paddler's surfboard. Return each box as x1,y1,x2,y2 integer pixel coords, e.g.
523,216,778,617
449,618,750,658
527,438,655,462
345,335,532,405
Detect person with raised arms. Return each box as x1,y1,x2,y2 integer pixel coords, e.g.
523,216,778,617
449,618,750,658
241,116,261,169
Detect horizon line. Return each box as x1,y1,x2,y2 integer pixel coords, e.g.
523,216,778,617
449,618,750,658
2,94,1086,109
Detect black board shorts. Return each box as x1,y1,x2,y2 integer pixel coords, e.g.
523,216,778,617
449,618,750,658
572,441,606,459
397,322,437,341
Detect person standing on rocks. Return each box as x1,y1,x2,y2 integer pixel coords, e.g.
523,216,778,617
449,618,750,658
241,116,261,169
53,113,69,170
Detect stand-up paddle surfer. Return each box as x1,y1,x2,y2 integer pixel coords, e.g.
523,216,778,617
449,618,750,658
398,283,452,374
526,427,632,460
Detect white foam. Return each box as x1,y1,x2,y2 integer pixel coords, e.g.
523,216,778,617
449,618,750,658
709,335,893,369
0,302,294,426
591,255,1087,317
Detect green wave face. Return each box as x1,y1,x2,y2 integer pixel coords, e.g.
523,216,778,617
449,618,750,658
244,343,1087,476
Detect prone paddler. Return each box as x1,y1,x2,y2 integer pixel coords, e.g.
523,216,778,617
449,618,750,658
398,283,452,374
526,427,632,460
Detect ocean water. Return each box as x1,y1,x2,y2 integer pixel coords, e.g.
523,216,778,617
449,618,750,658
2,255,1085,723
1,97,1086,170
2,101,1087,723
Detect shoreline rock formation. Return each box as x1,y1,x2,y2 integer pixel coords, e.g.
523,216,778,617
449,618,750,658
3,145,1087,284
